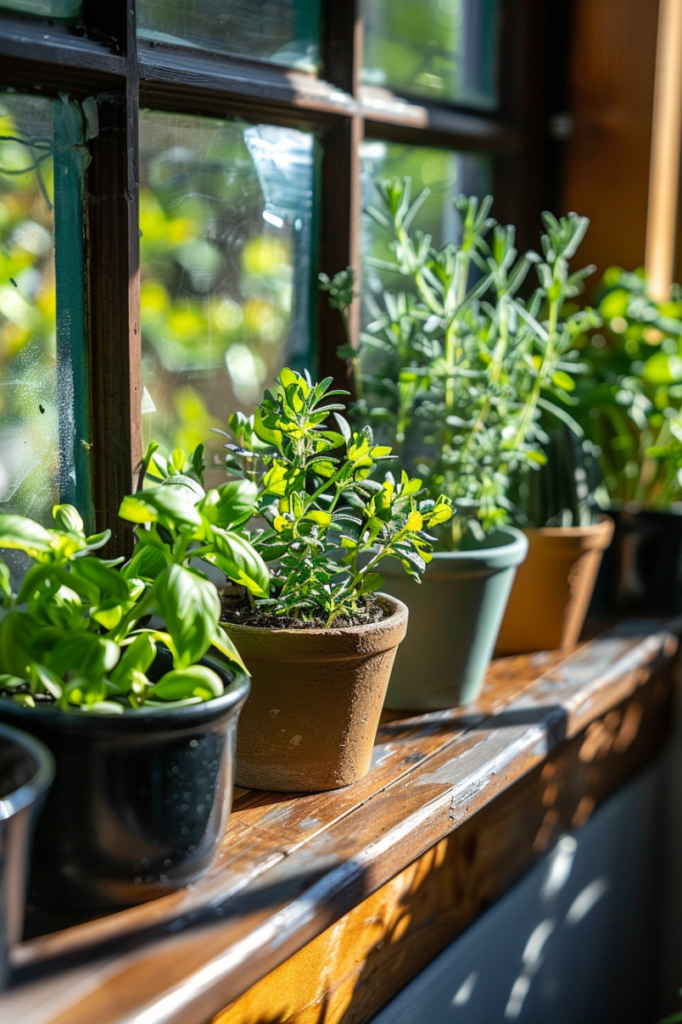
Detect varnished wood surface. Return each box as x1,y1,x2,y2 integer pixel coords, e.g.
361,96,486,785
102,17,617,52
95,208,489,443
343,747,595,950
1,620,678,1024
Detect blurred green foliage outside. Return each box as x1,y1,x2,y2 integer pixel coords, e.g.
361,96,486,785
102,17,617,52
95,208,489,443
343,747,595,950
0,96,60,526
139,114,314,485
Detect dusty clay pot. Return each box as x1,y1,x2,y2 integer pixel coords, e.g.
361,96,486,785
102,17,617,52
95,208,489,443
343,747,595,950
495,515,614,655
222,595,408,793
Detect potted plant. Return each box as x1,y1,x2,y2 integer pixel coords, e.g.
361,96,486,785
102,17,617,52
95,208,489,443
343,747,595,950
327,182,597,706
214,368,452,792
495,424,614,654
0,470,261,909
570,267,682,613
0,723,53,987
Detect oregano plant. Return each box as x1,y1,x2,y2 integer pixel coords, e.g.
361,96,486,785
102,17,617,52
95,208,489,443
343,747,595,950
216,368,453,627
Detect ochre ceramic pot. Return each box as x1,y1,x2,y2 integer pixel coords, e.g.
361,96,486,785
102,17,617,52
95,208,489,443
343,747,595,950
223,594,408,793
376,527,528,710
495,515,614,655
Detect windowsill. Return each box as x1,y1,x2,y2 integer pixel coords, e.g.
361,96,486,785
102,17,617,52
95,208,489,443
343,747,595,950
2,617,678,1024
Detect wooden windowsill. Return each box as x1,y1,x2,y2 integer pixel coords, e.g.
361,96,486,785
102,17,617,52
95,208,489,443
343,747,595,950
1,618,678,1024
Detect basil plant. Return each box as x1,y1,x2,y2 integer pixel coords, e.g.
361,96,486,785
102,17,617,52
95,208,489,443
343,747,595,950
217,368,453,627
0,448,266,712
330,178,600,548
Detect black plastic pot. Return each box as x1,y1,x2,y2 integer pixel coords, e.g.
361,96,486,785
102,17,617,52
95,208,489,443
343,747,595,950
0,723,53,988
0,655,250,911
590,508,682,614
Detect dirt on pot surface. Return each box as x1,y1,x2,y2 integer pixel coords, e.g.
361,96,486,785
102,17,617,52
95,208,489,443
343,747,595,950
219,586,388,630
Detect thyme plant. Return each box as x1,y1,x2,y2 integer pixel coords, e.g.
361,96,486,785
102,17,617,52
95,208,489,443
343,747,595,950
217,368,453,626
330,178,600,547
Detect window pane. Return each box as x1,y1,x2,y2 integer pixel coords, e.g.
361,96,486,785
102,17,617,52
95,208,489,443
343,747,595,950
137,0,320,72
0,0,80,16
0,93,89,548
139,112,316,484
361,0,500,109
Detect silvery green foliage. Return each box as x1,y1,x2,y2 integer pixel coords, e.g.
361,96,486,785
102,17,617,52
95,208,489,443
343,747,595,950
333,179,600,548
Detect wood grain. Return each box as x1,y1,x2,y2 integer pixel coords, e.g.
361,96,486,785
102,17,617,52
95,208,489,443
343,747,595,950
0,621,676,1024
213,675,671,1024
562,0,660,274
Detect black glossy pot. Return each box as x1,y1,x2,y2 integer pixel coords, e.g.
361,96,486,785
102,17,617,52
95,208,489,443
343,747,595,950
590,508,682,614
0,723,53,988
0,656,250,911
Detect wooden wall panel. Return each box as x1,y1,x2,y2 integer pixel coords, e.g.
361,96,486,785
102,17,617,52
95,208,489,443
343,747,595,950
562,0,660,276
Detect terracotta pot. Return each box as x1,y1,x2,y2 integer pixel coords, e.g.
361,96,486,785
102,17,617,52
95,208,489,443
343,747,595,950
222,595,408,793
376,526,528,710
495,516,614,655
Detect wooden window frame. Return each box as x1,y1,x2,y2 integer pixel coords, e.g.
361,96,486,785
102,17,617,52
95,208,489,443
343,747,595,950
0,0,565,554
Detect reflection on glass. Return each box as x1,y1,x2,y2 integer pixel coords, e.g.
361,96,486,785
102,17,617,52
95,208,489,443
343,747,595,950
360,139,492,319
137,0,320,72
139,112,315,483
361,0,500,109
0,93,81,537
0,0,80,15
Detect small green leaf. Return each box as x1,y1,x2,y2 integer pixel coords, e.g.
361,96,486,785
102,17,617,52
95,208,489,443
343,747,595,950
551,370,576,391
150,665,224,702
53,504,84,534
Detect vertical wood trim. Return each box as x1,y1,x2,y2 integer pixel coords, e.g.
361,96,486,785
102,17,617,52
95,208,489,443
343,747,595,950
318,0,363,395
646,0,682,299
82,0,140,555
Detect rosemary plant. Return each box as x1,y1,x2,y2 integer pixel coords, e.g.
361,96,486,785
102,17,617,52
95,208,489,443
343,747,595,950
327,178,599,547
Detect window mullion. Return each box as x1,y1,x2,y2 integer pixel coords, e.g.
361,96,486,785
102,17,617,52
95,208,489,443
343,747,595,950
82,0,141,556
318,0,364,396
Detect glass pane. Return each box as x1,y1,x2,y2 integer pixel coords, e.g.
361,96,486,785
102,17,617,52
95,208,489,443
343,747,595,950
137,0,320,72
139,112,316,486
361,0,500,109
0,0,80,16
361,139,492,312
0,93,88,551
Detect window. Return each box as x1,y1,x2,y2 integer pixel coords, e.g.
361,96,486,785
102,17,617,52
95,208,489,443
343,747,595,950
0,0,561,555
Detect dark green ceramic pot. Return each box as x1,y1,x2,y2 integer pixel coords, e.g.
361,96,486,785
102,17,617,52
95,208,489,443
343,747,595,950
0,655,250,911
377,527,529,709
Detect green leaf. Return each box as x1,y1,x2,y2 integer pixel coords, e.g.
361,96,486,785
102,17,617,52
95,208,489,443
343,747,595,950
210,529,270,597
152,564,221,669
359,572,384,595
304,510,332,527
0,515,52,557
53,504,84,534
200,480,258,528
150,665,223,702
551,370,576,391
72,557,130,601
119,485,202,531
211,623,249,674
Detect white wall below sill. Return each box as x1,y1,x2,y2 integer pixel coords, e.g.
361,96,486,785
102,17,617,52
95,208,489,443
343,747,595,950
372,759,664,1024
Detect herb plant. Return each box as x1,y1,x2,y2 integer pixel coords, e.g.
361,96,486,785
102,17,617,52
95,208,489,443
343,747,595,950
0,454,264,711
575,267,682,507
331,178,600,546
218,368,453,627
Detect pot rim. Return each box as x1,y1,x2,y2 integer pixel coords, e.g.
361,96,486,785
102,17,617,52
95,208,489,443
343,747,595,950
426,524,528,562
220,592,407,640
522,513,615,541
0,656,250,728
0,721,54,819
